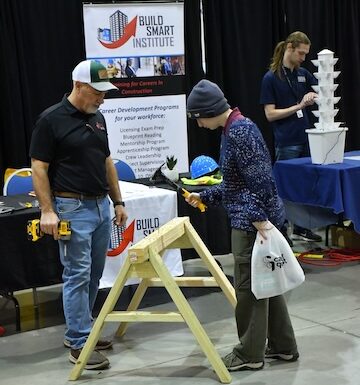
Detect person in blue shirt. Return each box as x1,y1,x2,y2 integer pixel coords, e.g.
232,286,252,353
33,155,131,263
186,79,299,371
160,57,172,75
260,31,322,242
125,58,137,78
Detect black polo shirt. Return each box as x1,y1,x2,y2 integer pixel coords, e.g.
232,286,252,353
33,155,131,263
29,95,111,195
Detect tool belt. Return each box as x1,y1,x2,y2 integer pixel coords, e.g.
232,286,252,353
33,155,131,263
53,191,107,200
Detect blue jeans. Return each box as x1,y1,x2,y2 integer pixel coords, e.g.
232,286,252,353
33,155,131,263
275,144,309,161
54,196,111,349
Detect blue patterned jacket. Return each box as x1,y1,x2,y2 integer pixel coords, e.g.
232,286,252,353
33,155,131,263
199,109,285,232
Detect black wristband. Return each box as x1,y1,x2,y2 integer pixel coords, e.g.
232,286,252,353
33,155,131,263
113,201,125,208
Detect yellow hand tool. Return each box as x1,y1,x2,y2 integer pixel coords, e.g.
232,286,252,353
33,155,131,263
178,187,207,212
27,219,71,242
149,163,207,212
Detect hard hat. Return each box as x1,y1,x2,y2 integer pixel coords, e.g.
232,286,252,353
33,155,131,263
190,155,219,179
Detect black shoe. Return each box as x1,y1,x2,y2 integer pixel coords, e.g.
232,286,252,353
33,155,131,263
69,348,110,370
222,352,264,371
265,347,299,362
292,228,322,242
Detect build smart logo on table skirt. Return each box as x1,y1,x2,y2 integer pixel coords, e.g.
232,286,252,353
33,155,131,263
107,216,160,258
136,217,160,236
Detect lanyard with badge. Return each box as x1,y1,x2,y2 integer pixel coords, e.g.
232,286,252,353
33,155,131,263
282,65,304,118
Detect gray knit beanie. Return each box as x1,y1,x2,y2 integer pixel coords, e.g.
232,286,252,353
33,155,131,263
187,79,230,119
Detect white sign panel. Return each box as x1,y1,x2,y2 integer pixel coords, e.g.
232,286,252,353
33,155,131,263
100,94,187,178
83,2,188,179
83,3,184,58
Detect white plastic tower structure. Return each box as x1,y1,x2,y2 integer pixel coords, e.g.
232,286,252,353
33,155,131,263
306,49,348,164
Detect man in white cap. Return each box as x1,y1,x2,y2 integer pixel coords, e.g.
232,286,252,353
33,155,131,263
29,60,127,370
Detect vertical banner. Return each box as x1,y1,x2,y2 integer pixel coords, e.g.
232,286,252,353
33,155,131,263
83,2,188,178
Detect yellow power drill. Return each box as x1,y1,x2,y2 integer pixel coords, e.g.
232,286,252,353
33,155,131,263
27,219,71,242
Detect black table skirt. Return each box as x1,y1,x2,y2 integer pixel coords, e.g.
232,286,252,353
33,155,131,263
0,195,62,292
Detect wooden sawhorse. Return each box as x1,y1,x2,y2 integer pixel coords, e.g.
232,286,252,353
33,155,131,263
69,217,236,383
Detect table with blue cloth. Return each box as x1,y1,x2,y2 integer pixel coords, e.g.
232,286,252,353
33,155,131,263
273,151,360,234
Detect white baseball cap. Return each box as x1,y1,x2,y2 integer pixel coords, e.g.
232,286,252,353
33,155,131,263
72,60,118,92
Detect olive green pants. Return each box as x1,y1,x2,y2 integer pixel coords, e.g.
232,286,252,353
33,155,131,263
231,228,298,362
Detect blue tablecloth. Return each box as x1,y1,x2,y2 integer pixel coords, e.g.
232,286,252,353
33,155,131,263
273,151,360,232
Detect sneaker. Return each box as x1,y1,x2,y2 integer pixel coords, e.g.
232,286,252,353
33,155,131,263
265,347,299,362
64,339,113,350
69,348,110,370
222,352,264,371
292,228,322,242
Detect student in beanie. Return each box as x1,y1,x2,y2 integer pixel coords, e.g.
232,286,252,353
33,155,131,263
185,80,299,371
187,79,230,118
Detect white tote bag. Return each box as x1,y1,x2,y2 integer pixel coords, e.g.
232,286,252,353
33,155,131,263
251,226,305,299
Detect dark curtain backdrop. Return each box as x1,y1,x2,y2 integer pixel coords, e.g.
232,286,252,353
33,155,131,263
202,0,286,159
1,0,360,190
284,0,360,154
0,0,86,190
203,0,360,161
0,0,203,190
